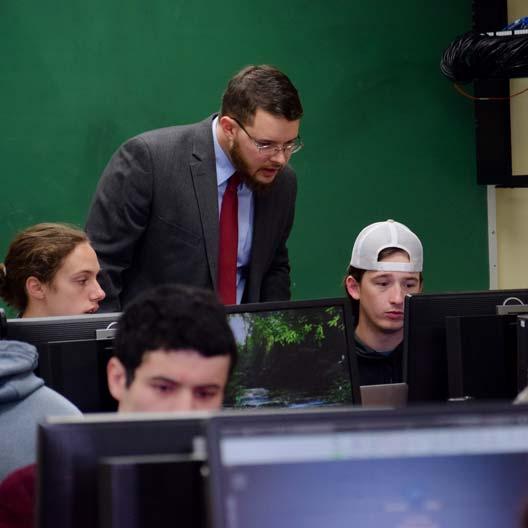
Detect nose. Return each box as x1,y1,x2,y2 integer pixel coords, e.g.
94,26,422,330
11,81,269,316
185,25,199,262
269,147,288,165
167,389,195,412
389,284,405,305
91,280,106,302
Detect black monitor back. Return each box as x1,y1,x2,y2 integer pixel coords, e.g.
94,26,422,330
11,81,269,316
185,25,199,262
5,312,120,345
40,338,117,412
446,314,524,401
3,314,120,412
403,289,528,402
224,297,360,407
37,414,205,528
518,315,528,390
98,454,204,528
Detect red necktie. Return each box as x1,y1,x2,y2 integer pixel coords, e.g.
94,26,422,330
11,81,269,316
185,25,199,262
217,173,241,304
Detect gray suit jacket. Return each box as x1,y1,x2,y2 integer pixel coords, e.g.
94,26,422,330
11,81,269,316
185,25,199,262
85,115,297,310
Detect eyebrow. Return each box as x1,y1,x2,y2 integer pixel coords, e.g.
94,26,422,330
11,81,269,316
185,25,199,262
149,376,179,385
371,273,418,280
256,135,299,144
71,270,98,277
149,377,221,390
194,384,222,391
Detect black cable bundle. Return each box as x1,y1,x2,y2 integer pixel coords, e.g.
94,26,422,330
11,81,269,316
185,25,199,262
440,31,528,83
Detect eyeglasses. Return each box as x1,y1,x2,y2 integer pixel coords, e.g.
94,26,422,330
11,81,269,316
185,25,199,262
231,117,303,156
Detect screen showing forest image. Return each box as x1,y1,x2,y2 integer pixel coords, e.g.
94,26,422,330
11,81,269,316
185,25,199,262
224,304,354,408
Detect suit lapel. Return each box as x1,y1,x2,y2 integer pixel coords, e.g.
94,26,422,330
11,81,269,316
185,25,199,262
190,115,219,288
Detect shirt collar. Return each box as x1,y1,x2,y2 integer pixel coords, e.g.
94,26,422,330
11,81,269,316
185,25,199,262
212,116,236,187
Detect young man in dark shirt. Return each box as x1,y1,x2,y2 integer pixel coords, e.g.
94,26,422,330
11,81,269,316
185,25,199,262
344,220,423,386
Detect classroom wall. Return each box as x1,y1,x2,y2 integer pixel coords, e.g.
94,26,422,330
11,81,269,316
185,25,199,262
496,0,528,289
0,2,487,314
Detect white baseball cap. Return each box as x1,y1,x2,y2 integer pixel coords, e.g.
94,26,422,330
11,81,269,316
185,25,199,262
350,219,423,273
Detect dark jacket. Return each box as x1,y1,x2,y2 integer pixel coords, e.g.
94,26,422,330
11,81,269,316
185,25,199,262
86,114,297,310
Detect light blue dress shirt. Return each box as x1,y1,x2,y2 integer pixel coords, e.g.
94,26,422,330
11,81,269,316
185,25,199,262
212,117,254,304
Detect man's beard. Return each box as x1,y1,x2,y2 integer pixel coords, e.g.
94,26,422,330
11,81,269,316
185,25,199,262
229,141,281,194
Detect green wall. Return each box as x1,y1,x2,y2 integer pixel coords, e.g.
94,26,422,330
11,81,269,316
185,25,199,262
0,1,487,310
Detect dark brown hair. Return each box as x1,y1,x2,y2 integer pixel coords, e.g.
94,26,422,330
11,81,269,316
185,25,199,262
343,248,424,321
0,223,88,311
220,65,303,125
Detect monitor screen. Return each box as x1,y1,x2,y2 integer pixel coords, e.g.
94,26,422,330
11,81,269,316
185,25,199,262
207,404,528,528
37,413,206,528
446,313,524,401
224,298,360,408
403,289,528,402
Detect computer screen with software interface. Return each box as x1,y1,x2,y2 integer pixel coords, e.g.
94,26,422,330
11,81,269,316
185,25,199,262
207,405,528,528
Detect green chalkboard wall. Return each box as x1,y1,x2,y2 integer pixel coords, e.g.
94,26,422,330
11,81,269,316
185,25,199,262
0,1,486,312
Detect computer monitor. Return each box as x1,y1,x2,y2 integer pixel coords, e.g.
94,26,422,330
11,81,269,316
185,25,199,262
2,313,120,412
41,338,117,412
518,315,528,394
37,412,207,528
98,453,205,528
403,289,528,403
4,312,121,345
224,297,360,408
206,404,528,528
446,314,525,401
0,308,7,338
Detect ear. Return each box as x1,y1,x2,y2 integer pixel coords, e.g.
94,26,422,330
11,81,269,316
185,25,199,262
345,275,361,301
106,357,128,403
218,115,237,139
25,276,46,301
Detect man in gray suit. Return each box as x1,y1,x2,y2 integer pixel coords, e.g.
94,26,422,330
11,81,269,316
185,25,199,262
86,65,304,310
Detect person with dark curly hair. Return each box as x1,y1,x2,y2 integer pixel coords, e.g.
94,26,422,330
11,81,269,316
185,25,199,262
0,283,237,525
106,283,237,412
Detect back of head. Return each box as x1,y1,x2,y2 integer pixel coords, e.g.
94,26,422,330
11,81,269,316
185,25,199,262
220,64,303,125
0,223,88,312
114,284,237,383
